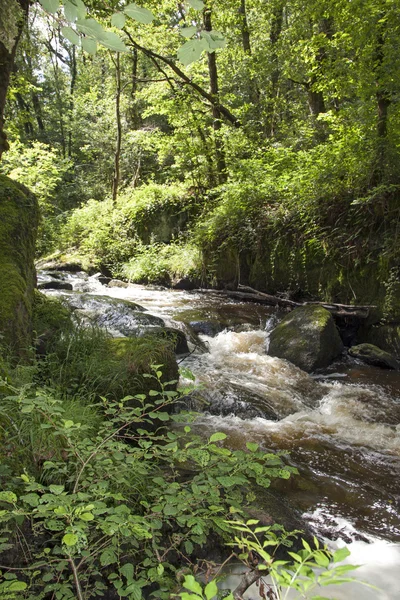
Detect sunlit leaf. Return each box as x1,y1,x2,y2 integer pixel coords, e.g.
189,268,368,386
204,580,218,599
100,31,128,52
111,12,126,29
209,432,227,443
63,0,78,21
124,3,154,24
81,37,97,54
62,533,78,546
188,0,205,10
39,0,60,14
181,26,197,39
177,38,208,66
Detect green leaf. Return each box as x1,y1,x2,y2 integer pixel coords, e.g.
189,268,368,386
183,575,203,595
100,32,128,52
111,12,126,29
61,26,80,46
100,547,117,566
125,582,142,600
333,547,351,563
246,442,259,452
79,512,94,521
0,492,17,504
49,484,64,495
76,18,107,40
7,581,27,592
200,30,226,51
62,533,78,546
63,0,78,21
204,579,218,600
72,0,86,19
177,38,208,66
184,540,194,554
181,26,197,39
157,563,164,576
81,37,97,54
39,0,60,14
209,432,227,443
20,493,39,507
187,0,205,10
120,563,134,582
124,3,154,24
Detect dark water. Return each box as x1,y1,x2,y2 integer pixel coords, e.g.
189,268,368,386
40,271,400,599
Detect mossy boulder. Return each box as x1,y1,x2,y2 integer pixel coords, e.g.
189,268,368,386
268,305,344,372
32,291,72,355
106,337,179,397
141,327,189,355
357,324,400,359
0,175,39,357
349,343,400,370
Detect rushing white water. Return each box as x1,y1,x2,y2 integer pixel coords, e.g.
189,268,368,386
40,271,400,597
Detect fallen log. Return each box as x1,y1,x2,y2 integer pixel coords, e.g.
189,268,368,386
193,285,376,319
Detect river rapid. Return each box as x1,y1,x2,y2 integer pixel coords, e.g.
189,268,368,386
40,271,400,599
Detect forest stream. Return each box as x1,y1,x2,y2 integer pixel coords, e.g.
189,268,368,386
40,270,400,600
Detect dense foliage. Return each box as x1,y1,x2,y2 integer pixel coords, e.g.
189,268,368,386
1,0,399,310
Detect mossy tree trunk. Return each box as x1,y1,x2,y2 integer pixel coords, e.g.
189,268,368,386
0,0,29,160
0,175,39,359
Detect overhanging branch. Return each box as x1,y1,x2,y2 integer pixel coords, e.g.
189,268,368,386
123,31,241,128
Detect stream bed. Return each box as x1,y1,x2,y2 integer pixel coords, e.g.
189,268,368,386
39,270,400,599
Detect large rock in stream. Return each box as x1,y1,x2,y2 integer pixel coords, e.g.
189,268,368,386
0,175,39,357
60,293,165,336
268,305,343,372
349,343,400,370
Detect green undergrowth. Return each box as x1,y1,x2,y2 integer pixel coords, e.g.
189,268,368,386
57,183,199,273
121,240,203,285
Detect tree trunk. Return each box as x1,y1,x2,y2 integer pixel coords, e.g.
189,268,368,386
0,0,29,160
112,52,122,204
238,0,260,107
68,44,77,157
371,20,391,185
204,7,226,184
266,0,284,136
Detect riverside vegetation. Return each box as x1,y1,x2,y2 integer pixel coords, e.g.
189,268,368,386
0,0,398,597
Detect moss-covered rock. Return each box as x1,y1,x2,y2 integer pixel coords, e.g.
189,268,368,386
0,175,39,358
106,337,179,396
357,324,400,359
32,290,72,354
268,305,343,372
349,343,400,370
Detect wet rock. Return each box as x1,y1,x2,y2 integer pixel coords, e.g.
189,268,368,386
185,386,279,421
268,305,344,372
60,294,166,337
39,260,84,272
143,327,190,355
349,343,400,370
189,320,224,337
171,276,198,290
108,279,130,289
357,324,400,359
247,491,314,552
38,280,73,291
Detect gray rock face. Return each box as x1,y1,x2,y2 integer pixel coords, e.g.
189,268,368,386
349,343,400,370
268,305,344,372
